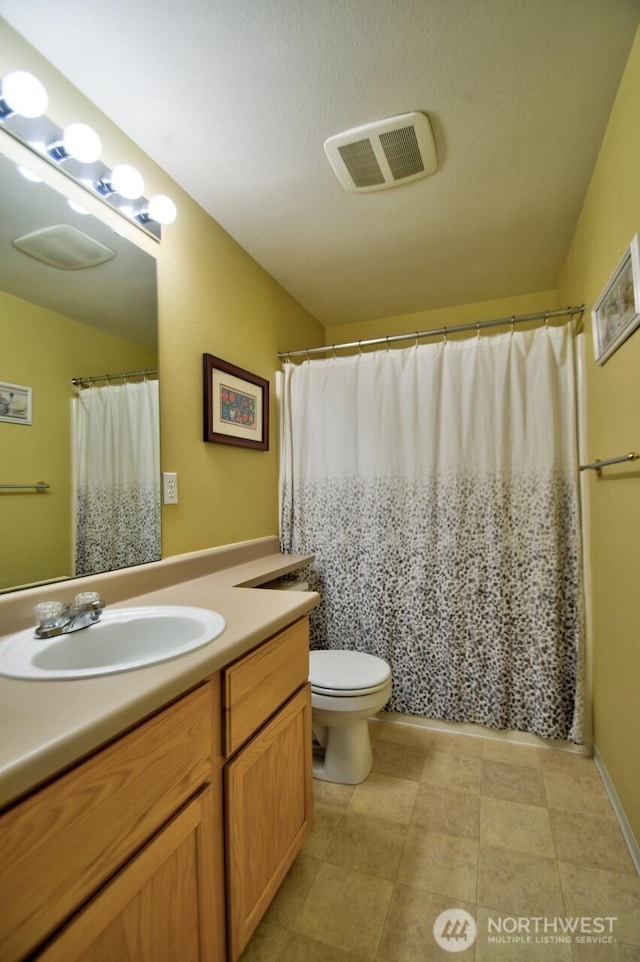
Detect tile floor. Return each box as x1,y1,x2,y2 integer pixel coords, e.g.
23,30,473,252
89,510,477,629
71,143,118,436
240,720,640,961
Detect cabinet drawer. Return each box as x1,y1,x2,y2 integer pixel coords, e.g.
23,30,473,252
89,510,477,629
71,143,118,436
223,616,309,756
0,683,213,962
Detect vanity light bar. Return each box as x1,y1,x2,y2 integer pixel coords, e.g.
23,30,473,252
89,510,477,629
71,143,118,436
0,70,177,239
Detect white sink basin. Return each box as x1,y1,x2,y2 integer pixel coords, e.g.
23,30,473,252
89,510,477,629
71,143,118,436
0,606,226,680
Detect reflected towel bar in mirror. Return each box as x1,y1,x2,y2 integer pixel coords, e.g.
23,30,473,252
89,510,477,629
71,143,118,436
0,481,49,492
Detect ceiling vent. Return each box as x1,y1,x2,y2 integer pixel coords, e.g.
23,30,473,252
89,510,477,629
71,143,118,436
324,112,437,193
12,225,116,270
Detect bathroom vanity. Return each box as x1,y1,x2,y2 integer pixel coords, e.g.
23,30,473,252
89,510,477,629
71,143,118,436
0,538,318,962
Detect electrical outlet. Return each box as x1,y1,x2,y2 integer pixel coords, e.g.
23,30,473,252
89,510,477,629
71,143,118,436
162,472,178,504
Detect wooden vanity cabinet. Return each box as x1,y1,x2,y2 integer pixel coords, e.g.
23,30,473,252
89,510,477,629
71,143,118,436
0,614,312,962
222,616,313,961
0,679,225,962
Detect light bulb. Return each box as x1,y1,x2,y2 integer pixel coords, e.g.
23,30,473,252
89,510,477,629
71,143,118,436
62,122,102,163
147,194,177,224
67,198,89,215
110,164,144,200
1,70,48,118
17,165,42,183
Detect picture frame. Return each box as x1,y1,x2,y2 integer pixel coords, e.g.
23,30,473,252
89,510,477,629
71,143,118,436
592,234,640,365
0,381,32,425
203,354,269,450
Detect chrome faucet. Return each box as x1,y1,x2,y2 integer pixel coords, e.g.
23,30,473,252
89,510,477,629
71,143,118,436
34,592,105,638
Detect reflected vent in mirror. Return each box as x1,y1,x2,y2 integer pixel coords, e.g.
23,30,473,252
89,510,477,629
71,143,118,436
324,111,437,193
12,225,116,270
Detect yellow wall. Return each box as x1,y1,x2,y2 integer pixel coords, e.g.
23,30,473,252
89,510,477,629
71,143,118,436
0,21,325,565
557,27,640,843
324,289,559,347
0,290,155,590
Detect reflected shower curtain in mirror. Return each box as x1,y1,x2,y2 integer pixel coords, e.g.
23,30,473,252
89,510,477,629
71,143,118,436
73,380,160,576
280,326,585,743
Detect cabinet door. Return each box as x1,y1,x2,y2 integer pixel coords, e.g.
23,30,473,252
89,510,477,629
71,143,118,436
225,685,313,961
36,786,222,962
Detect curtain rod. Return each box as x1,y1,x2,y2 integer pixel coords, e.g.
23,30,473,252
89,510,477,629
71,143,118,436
71,367,158,386
278,306,585,360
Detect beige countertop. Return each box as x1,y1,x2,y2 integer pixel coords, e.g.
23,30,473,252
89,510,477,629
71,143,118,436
0,537,319,809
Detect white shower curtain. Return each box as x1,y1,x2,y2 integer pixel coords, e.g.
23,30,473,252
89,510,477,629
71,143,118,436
280,325,585,743
73,380,161,576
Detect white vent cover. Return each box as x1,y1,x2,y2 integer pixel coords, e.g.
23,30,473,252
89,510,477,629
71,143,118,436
324,112,437,192
12,225,116,270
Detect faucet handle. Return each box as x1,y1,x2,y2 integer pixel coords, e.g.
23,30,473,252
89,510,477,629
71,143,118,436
74,591,104,611
34,601,66,633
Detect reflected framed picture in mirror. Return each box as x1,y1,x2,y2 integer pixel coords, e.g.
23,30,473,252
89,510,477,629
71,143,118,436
0,381,32,425
203,354,269,450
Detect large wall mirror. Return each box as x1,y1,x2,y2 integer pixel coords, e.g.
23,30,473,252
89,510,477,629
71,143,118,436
0,133,159,593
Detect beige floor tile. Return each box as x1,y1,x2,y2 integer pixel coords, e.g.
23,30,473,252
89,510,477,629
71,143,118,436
478,844,565,917
475,907,573,960
424,728,484,758
481,759,546,806
377,883,477,961
372,720,437,750
313,778,356,809
411,782,480,839
543,770,615,819
346,771,418,824
480,795,555,858
422,751,482,792
481,739,543,768
558,861,640,946
550,810,636,875
240,921,289,962
372,738,427,781
324,811,408,880
537,748,597,777
263,854,322,929
279,932,370,961
293,862,394,959
302,801,344,859
397,825,478,902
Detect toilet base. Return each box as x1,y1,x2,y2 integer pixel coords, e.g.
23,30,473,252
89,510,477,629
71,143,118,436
311,717,373,784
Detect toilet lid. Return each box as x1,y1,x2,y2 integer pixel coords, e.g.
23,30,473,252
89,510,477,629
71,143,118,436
310,649,391,695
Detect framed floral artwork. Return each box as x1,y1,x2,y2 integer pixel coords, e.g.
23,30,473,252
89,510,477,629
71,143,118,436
592,234,640,365
202,354,269,450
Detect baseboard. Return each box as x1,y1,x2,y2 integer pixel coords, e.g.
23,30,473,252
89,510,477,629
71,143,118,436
594,747,640,876
375,710,591,755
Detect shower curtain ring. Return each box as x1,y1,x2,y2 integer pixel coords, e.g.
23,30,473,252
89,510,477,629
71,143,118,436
358,340,363,355
476,322,481,339
415,332,420,348
332,344,336,359
443,327,448,343
510,315,515,334
386,335,390,353
545,312,550,329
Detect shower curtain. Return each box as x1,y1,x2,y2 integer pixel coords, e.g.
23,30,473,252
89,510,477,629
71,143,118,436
73,379,161,576
280,325,585,743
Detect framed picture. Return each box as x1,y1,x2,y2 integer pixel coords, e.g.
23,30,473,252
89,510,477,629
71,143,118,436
592,234,640,365
203,354,269,450
0,381,32,424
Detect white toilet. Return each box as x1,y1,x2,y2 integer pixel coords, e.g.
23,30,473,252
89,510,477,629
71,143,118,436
310,649,392,784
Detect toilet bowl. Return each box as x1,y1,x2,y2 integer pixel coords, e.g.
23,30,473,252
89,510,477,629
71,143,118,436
310,649,392,784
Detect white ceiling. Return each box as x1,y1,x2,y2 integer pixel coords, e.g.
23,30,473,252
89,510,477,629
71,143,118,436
1,0,639,327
